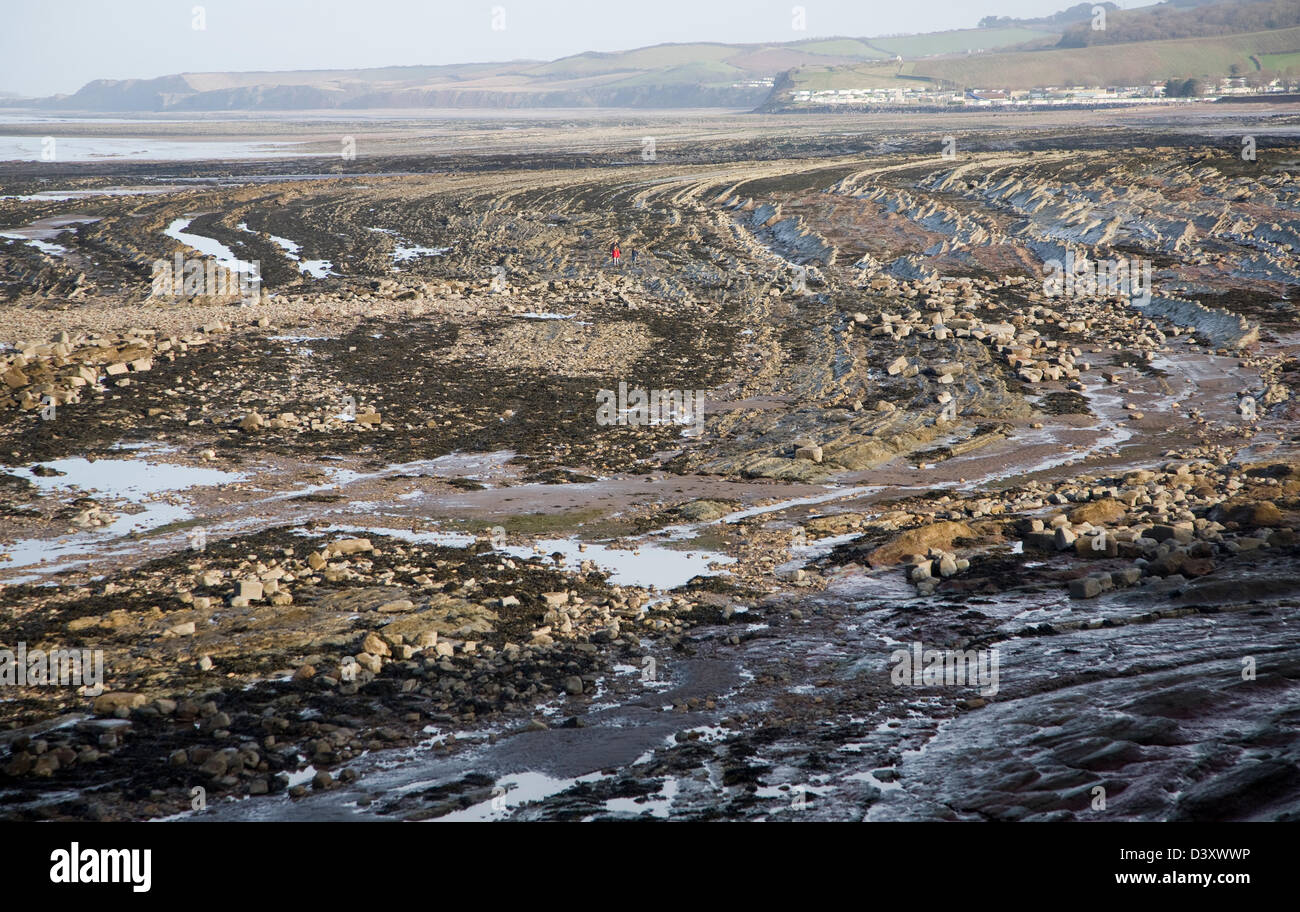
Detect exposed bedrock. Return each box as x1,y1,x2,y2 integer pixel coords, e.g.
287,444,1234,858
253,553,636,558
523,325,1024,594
1138,295,1260,350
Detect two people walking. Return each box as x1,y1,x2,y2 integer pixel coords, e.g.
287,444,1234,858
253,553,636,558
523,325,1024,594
610,242,638,268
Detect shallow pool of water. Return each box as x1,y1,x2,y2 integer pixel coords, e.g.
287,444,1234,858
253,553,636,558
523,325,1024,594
164,217,259,275
2,454,245,575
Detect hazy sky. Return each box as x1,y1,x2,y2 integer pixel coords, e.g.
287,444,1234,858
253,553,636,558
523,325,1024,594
0,0,1151,97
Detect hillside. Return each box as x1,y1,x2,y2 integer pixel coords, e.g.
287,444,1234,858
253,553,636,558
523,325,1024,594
8,28,1057,112
763,25,1300,103
19,1,1298,114
917,24,1300,88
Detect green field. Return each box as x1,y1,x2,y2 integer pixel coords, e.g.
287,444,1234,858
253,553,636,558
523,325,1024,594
869,27,1050,58
528,43,739,78
610,60,746,88
1259,50,1300,71
788,65,921,91
793,38,889,59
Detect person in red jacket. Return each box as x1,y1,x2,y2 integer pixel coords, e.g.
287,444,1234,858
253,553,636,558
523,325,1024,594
611,242,621,267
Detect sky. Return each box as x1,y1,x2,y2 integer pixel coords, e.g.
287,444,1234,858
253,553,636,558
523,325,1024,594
0,0,1151,97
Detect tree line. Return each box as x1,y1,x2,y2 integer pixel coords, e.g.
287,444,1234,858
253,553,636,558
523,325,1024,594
1057,0,1300,48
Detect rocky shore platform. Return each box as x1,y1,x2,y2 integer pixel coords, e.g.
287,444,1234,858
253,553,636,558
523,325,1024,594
1,110,1298,820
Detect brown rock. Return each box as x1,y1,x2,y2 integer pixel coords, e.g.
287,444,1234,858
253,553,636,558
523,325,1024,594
92,692,147,716
1147,551,1186,577
868,521,975,568
1068,499,1127,526
1211,500,1284,528
1181,557,1216,578
361,632,391,657
331,538,373,555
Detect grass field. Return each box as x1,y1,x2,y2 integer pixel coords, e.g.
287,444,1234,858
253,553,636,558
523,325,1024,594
1259,50,1300,72
793,38,890,59
869,27,1050,58
610,61,746,88
788,65,919,91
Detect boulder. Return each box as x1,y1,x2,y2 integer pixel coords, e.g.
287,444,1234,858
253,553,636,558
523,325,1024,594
1069,576,1102,599
673,499,738,522
1068,499,1127,526
1210,500,1284,528
93,692,146,716
331,538,373,556
869,521,974,568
